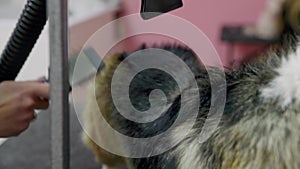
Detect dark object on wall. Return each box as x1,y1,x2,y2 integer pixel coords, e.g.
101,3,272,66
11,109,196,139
221,26,280,44
141,0,183,20
0,0,47,82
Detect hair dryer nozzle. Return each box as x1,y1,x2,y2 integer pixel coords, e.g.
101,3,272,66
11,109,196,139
140,0,183,20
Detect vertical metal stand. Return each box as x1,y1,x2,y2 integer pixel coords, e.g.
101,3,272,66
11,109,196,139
47,0,70,169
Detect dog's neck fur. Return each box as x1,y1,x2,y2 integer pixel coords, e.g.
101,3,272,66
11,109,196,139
261,44,300,108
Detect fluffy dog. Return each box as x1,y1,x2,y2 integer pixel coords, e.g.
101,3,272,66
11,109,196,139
82,0,300,168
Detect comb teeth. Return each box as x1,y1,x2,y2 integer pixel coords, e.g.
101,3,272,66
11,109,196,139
140,0,183,20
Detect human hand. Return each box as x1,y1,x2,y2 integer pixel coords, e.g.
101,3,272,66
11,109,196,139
0,81,49,137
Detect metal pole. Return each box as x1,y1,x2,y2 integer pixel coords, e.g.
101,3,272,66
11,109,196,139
47,0,70,168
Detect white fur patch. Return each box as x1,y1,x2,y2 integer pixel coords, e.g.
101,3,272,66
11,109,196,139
261,46,300,107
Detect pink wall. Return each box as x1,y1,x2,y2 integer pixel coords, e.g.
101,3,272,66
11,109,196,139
121,0,266,66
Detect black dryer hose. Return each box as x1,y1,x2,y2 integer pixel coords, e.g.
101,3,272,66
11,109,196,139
0,0,47,82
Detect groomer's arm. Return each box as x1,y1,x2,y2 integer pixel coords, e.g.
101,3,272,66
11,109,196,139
0,81,49,137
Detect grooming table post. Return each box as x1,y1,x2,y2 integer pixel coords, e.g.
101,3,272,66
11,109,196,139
47,0,70,169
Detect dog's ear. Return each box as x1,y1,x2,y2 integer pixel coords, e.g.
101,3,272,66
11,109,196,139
286,0,300,33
